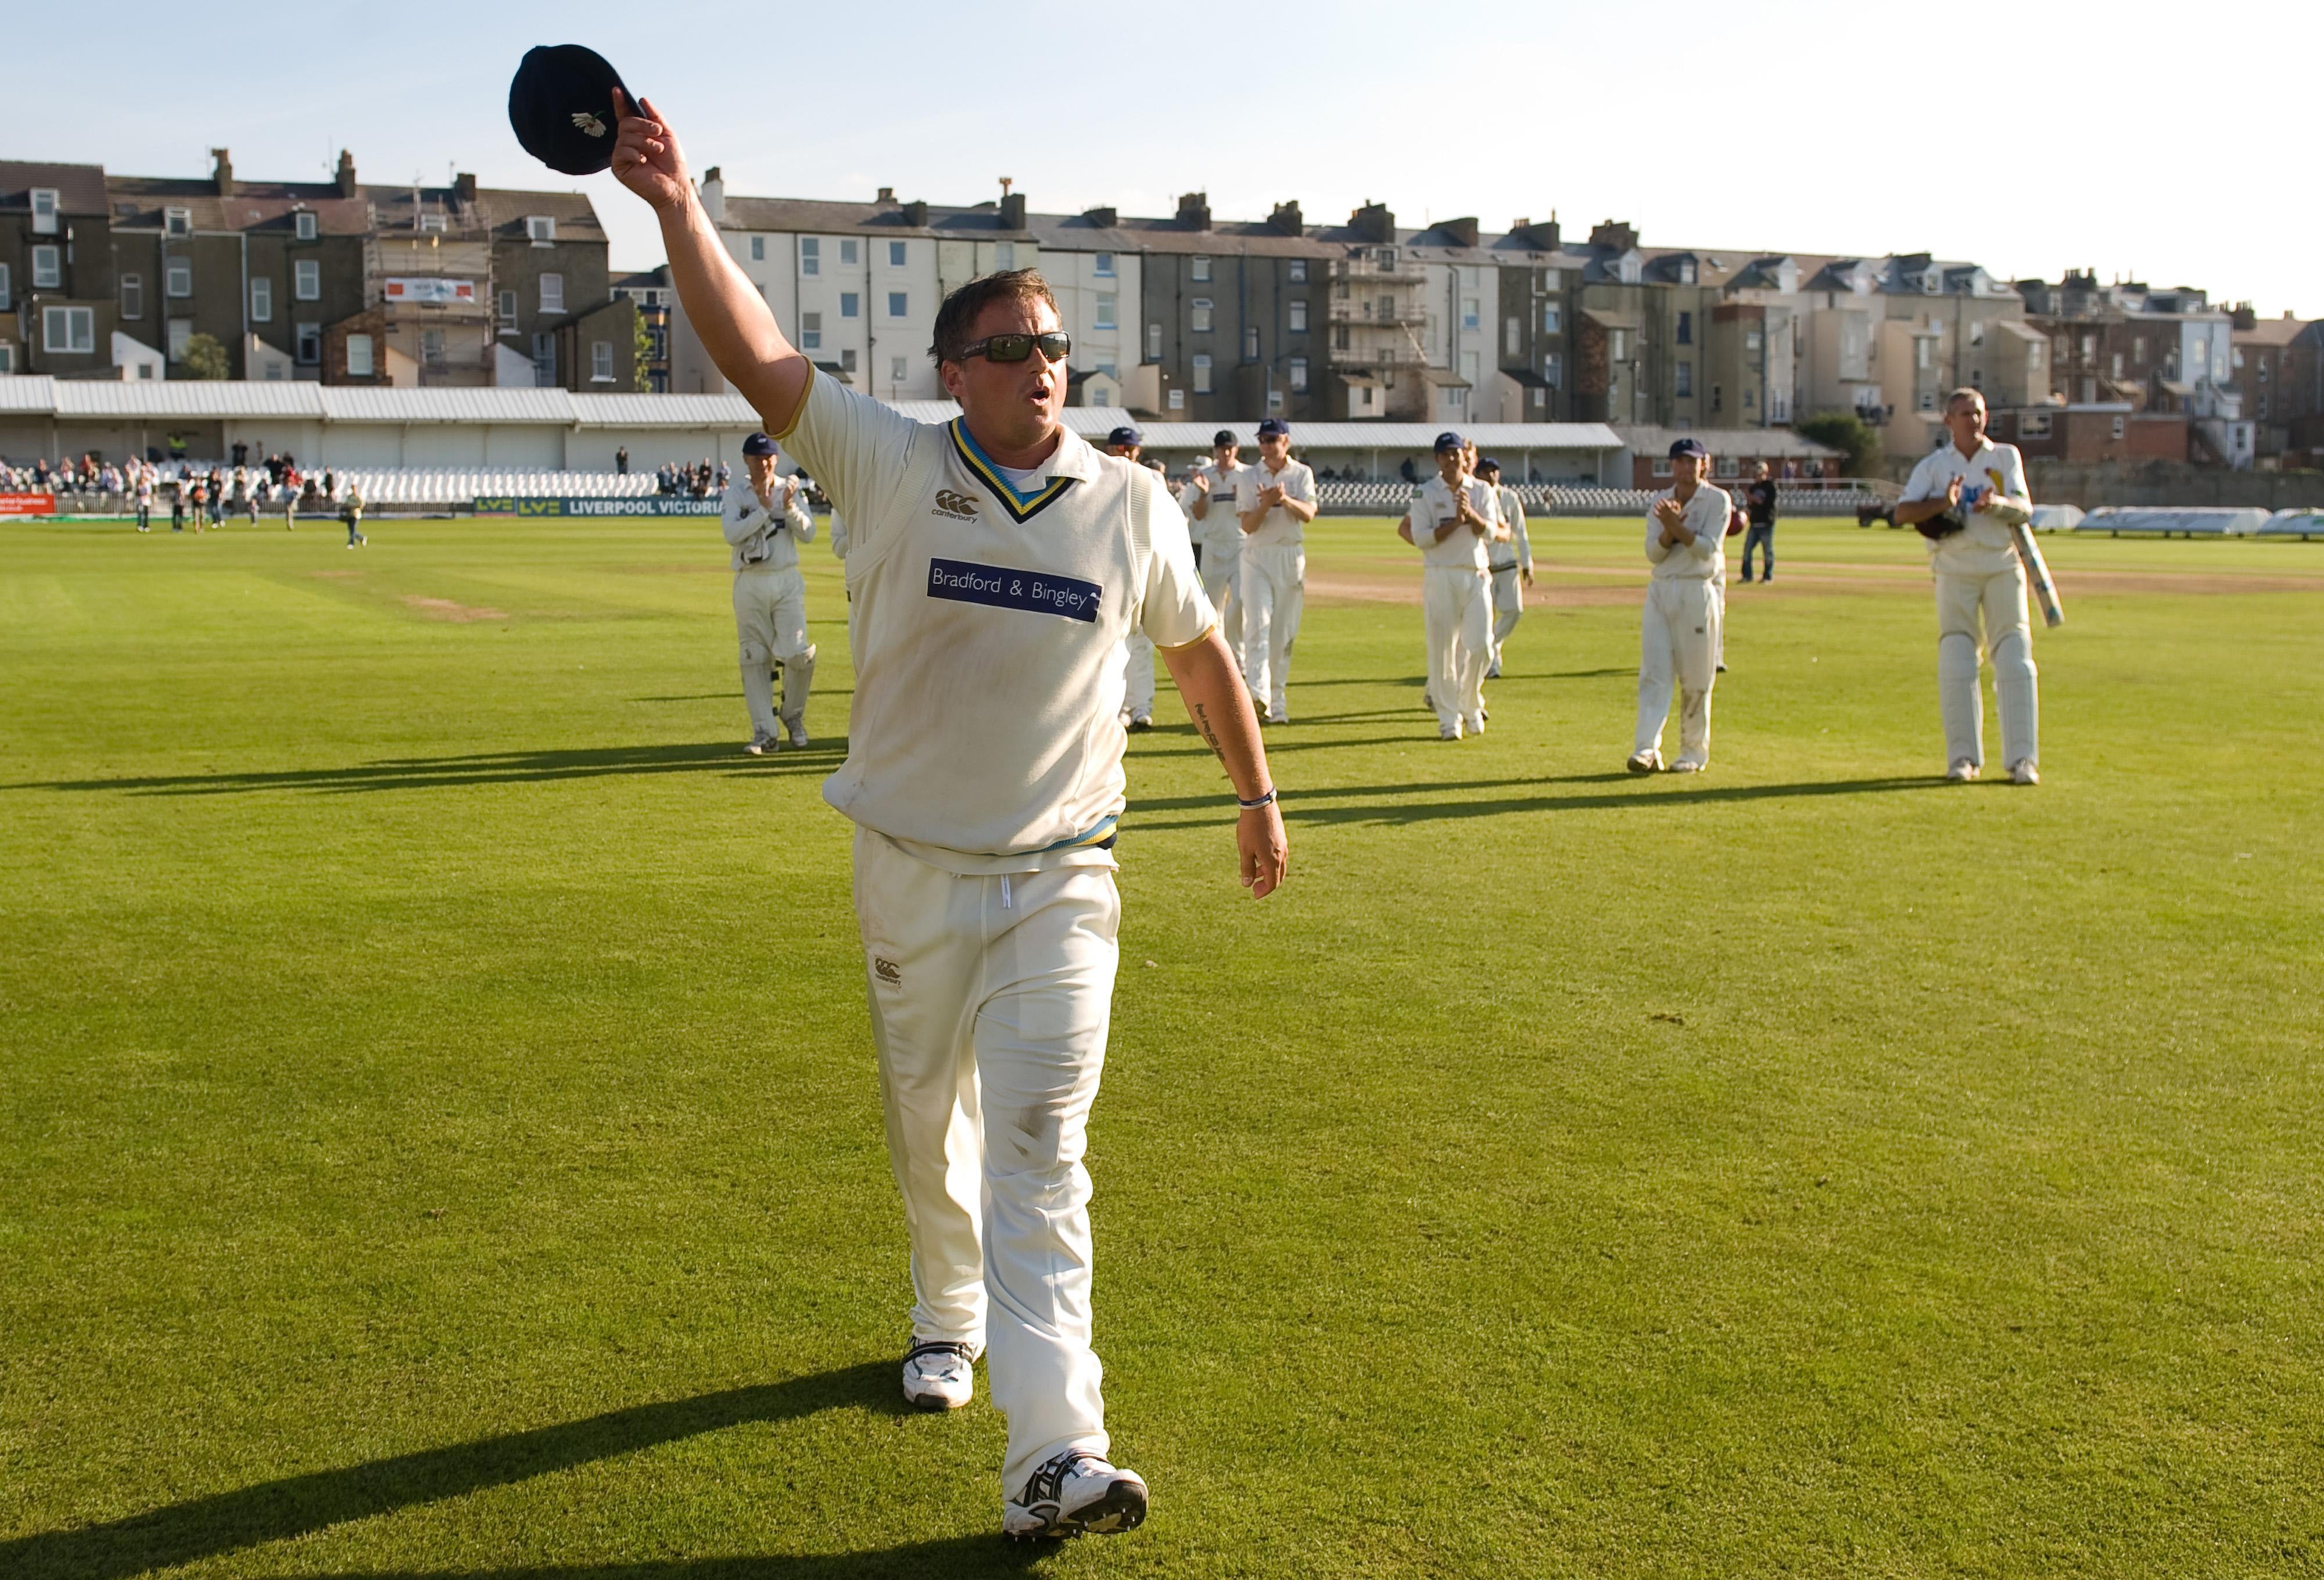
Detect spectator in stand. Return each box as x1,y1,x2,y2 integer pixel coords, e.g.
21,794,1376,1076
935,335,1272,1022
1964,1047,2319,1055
616,445,630,475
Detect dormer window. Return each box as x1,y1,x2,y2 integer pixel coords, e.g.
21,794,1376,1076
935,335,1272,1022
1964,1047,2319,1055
419,213,447,234
295,209,317,241
166,207,192,237
526,216,556,246
31,187,59,235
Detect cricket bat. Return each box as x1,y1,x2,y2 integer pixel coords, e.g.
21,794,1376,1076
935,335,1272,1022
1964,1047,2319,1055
2010,520,2064,628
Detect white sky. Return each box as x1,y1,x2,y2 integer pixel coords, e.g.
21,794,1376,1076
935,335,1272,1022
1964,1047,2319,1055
11,0,2320,318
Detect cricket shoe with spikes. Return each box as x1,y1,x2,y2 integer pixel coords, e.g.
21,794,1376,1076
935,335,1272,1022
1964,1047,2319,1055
1003,1450,1149,1540
901,1339,979,1411
1626,748,1664,775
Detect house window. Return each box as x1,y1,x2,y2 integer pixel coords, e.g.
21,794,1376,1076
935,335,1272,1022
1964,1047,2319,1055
422,328,447,366
296,210,317,241
1147,323,1161,360
250,277,272,321
530,331,553,381
419,212,447,234
1192,255,1211,282
31,187,60,234
42,305,95,353
2258,358,2270,383
887,292,908,318
840,239,858,265
1289,356,1308,392
166,257,192,298
1375,248,1397,268
1970,320,1985,347
591,341,614,382
1745,328,1763,351
1505,316,1520,356
801,311,822,350
1712,382,1722,412
296,323,321,364
840,292,859,318
891,356,907,383
1168,388,1186,410
2111,415,2126,439
1609,329,1627,361
1544,352,1562,387
889,241,908,267
1096,292,1116,329
2111,352,2124,379
1918,389,1935,411
801,237,820,275
499,290,517,331
1268,388,1285,414
1095,252,1114,277
1092,388,1111,407
1191,298,1213,332
539,273,564,314
1245,326,1260,359
2132,335,2146,363
168,318,191,357
346,333,374,377
750,236,765,261
1443,388,1462,411
1289,299,1308,333
1289,259,1307,282
0,344,12,374
33,245,62,289
2259,394,2270,420
166,207,191,237
995,242,1016,270
1677,311,1693,345
2029,342,2043,370
1652,458,1673,478
295,259,321,300
1462,297,1480,332
1192,353,1213,393
1530,387,1545,409
0,263,9,310
527,216,556,245
1916,339,1931,370
2020,411,2052,438
119,271,139,319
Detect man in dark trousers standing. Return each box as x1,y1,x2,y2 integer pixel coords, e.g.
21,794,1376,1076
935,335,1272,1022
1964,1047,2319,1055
1740,461,1777,583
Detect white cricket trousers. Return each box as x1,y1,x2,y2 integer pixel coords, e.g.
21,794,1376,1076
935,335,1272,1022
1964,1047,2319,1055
1489,564,1525,668
1635,578,1721,765
1122,633,1155,722
1935,564,2038,771
733,566,815,739
1424,567,1491,728
852,830,1120,1497
1201,553,1243,655
1237,543,1304,717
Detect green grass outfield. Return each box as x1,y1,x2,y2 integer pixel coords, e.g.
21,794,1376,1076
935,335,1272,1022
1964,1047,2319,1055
2,511,2321,1579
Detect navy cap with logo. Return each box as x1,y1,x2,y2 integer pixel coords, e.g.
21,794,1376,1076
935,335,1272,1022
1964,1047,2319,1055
1212,429,1239,447
1106,425,1142,448
1476,456,1502,474
741,432,779,457
1433,430,1464,452
509,44,634,177
1668,436,1710,460
1256,418,1290,439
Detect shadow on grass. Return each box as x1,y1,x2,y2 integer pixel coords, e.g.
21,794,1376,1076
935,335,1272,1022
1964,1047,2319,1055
1127,772,1943,830
237,1550,1049,1579
0,1364,1053,1580
16,741,851,798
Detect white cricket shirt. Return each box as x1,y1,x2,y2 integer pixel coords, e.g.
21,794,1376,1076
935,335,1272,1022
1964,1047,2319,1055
1644,484,1731,581
1194,459,1249,565
1410,475,1497,571
1901,436,2033,577
1492,484,1533,574
721,478,816,572
1233,457,1316,551
777,368,1215,872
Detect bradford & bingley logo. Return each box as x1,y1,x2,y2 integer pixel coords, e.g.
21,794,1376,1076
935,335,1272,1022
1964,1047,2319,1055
933,489,978,521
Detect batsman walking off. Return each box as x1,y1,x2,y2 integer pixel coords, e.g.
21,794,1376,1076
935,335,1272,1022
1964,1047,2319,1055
612,90,1286,1543
1895,388,2040,785
1629,438,1728,775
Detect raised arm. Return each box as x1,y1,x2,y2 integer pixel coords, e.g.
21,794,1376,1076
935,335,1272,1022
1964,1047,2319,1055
611,91,810,433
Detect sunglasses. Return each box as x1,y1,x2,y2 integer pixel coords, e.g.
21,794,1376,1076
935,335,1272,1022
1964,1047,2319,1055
957,331,1072,364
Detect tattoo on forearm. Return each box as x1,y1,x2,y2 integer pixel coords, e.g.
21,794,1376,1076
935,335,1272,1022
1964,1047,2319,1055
1192,701,1224,755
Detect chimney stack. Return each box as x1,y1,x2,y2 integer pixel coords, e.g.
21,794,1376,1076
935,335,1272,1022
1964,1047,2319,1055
999,189,1026,230
1176,191,1211,231
1084,205,1117,229
1349,201,1394,243
335,150,357,198
699,166,725,223
453,171,477,207
902,199,929,227
1268,199,1304,237
211,148,235,196
1440,216,1479,249
877,186,895,204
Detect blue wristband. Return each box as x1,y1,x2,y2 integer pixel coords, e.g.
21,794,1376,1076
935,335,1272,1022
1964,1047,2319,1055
1237,788,1277,810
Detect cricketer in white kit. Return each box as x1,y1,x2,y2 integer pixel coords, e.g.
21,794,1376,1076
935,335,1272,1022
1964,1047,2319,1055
722,432,818,753
1896,388,2040,784
1233,418,1315,723
1629,438,1728,774
613,89,1288,1544
1476,456,1534,679
1400,433,1498,739
1185,430,1248,657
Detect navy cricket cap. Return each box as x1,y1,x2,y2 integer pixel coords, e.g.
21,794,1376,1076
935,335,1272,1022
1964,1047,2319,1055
1475,456,1502,474
509,44,633,176
1256,418,1291,438
741,432,779,457
1212,429,1239,446
1106,425,1142,448
1433,430,1464,452
1669,436,1710,460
